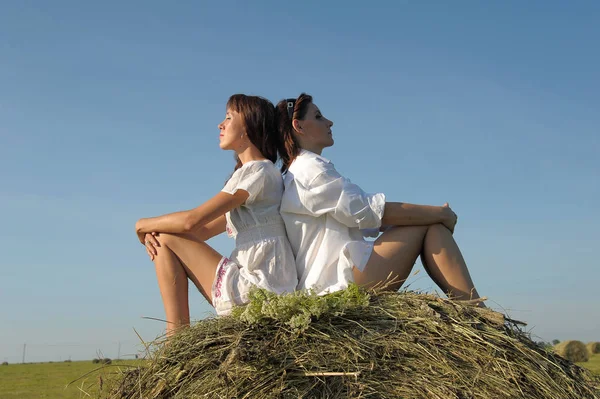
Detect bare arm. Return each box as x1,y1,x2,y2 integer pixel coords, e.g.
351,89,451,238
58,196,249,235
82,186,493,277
193,214,227,241
293,160,456,232
142,214,227,259
382,202,457,232
135,191,248,243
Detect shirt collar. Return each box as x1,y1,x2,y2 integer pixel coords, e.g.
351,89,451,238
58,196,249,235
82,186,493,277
298,149,331,164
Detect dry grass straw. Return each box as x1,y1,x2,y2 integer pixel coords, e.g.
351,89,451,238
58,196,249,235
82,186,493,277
103,286,599,399
588,342,600,355
555,340,590,363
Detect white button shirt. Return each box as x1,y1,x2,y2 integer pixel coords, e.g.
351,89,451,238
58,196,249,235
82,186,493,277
281,150,386,295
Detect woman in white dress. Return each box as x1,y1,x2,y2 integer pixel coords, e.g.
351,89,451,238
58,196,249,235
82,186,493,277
276,93,484,306
136,94,297,335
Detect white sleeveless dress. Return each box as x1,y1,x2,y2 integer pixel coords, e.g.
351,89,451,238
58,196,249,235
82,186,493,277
211,160,298,315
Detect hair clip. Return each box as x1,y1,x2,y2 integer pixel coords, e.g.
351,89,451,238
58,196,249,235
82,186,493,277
287,101,295,120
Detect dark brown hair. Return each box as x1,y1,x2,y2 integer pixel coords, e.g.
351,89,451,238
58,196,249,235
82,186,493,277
275,93,313,173
226,94,278,171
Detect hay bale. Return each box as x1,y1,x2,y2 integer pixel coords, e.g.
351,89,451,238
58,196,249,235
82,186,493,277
555,340,590,363
588,342,600,354
104,286,599,399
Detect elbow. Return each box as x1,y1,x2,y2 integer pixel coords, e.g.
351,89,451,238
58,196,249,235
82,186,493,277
182,216,197,233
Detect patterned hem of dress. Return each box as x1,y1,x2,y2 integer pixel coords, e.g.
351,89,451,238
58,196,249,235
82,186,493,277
212,257,230,299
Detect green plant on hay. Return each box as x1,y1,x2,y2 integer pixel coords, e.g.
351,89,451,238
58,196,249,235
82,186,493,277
231,283,370,333
102,285,599,399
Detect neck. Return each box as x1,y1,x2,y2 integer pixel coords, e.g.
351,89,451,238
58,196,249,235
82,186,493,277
237,145,267,165
300,143,325,155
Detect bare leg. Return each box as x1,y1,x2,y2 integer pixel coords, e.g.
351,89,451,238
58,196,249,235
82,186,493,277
153,246,191,336
152,233,223,336
353,225,428,291
353,224,484,307
419,224,484,306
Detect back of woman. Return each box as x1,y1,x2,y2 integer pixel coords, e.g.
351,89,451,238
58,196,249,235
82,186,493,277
280,148,383,294
220,158,296,312
135,94,298,336
276,93,485,308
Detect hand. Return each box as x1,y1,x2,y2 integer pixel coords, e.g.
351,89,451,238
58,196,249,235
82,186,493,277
135,219,147,245
440,203,458,233
135,219,161,260
143,232,161,261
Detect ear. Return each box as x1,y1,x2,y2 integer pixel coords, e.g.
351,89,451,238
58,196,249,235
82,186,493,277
292,119,303,135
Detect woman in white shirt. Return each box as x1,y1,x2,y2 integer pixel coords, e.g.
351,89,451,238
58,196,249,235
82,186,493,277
276,93,484,306
136,94,297,335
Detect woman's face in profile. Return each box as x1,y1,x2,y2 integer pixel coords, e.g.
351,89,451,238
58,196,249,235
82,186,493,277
298,103,334,151
218,109,245,150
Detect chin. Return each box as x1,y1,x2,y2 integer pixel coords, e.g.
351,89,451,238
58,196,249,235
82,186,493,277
219,141,231,150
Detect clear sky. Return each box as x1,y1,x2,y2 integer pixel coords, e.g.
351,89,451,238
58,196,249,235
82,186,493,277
1,1,598,363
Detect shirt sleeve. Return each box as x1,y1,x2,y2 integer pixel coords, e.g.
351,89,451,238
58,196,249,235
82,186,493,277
222,162,268,204
300,163,386,230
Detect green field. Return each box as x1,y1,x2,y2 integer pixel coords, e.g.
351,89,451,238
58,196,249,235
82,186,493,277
578,353,600,376
0,360,140,399
1,355,599,398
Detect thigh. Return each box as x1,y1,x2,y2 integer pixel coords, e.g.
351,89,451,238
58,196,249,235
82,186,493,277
158,233,224,302
353,225,428,291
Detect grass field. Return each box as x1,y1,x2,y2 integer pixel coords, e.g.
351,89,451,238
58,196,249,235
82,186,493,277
0,360,140,399
1,355,599,398
579,353,600,376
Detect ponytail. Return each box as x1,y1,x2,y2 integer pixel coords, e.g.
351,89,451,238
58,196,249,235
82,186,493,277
275,93,312,173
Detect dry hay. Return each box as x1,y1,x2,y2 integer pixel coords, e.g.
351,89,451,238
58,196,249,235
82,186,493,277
555,340,590,363
103,286,599,399
588,342,600,355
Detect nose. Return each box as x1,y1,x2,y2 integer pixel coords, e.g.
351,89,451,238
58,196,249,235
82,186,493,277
218,121,224,130
328,118,334,127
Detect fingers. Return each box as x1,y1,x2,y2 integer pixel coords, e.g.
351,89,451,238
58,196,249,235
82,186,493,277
145,245,155,261
443,202,457,223
143,241,156,257
144,233,160,257
147,233,161,248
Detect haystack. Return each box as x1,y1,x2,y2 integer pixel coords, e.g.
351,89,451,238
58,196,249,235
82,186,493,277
555,340,590,363
588,342,600,355
104,286,599,399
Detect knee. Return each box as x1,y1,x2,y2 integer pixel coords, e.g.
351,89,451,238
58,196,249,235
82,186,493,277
150,233,178,260
153,232,202,257
424,223,452,238
156,233,176,246
428,223,445,232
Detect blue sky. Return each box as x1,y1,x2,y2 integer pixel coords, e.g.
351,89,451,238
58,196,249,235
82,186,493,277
1,1,598,363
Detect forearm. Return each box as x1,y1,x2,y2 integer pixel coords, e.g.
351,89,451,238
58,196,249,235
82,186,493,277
136,211,193,235
136,191,246,236
381,202,446,227
194,215,227,241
